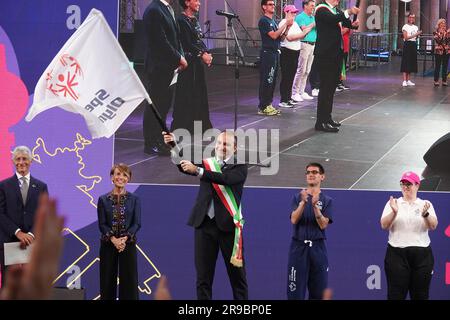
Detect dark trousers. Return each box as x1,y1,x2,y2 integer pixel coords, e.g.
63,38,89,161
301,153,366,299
258,49,279,110
434,53,449,82
100,241,139,300
143,66,174,148
0,249,5,288
309,58,320,90
384,244,434,300
195,217,248,300
287,239,328,300
280,47,300,103
316,55,342,124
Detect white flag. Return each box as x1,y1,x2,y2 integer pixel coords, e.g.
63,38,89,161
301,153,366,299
26,8,151,139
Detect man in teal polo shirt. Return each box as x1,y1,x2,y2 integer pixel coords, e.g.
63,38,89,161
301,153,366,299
292,0,317,102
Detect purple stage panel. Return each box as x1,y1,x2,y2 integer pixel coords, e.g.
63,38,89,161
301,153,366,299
56,185,450,300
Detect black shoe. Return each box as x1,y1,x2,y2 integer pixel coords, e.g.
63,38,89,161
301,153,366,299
315,122,339,132
328,119,341,127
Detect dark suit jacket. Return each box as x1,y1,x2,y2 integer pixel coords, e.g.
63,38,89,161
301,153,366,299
0,175,48,244
179,161,248,232
97,192,141,241
314,5,353,60
143,0,183,74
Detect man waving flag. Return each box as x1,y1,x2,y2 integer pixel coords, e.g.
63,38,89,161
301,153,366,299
26,8,152,139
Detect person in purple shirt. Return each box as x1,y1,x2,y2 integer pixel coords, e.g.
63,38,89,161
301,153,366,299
287,162,333,300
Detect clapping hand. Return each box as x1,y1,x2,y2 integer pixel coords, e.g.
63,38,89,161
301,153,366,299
300,189,309,203
389,196,398,214
422,201,430,217
311,194,320,207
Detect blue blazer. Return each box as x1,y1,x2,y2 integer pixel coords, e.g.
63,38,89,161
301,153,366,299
97,192,141,241
0,175,48,244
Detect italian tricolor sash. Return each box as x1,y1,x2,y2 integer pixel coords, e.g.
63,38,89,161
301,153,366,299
203,157,244,267
315,3,337,15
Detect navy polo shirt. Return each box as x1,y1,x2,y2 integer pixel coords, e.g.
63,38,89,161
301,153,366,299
290,192,333,241
258,15,280,51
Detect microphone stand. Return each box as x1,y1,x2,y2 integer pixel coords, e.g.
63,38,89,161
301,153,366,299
226,15,245,131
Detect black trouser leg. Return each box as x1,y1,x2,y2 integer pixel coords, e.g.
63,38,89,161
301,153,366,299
409,247,434,300
0,249,6,289
384,245,410,300
118,243,139,300
435,54,443,82
316,56,340,124
280,48,300,103
441,54,449,83
143,67,173,148
195,218,219,300
218,229,248,300
258,50,279,110
100,241,119,300
309,58,320,90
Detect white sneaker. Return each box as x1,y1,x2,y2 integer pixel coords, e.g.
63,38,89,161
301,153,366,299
301,92,314,100
402,81,408,87
279,101,294,108
311,89,319,97
291,94,304,102
407,80,415,86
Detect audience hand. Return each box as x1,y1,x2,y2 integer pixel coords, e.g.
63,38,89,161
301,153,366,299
1,195,65,300
154,275,172,300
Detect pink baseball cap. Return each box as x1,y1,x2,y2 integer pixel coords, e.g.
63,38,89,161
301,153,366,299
400,171,421,185
284,5,299,13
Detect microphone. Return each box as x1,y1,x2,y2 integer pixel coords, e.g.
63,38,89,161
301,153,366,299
216,10,239,19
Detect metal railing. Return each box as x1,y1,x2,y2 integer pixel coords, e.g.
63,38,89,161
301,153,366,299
349,32,435,76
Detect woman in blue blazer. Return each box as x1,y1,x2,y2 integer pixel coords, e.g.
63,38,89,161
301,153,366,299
97,163,141,300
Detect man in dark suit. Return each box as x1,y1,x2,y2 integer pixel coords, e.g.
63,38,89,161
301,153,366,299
0,146,48,288
163,131,248,300
143,0,187,155
314,0,359,132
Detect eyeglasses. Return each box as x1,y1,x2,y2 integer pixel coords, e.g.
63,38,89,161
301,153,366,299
306,170,321,175
266,3,275,6
400,182,413,187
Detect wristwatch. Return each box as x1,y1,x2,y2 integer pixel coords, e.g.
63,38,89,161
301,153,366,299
422,211,430,218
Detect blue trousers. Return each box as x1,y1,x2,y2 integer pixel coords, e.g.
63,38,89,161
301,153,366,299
258,49,279,110
287,238,328,300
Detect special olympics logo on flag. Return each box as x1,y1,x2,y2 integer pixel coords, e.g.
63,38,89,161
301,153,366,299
46,54,83,101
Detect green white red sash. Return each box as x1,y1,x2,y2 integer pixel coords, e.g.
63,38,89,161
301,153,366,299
203,157,244,267
315,3,337,15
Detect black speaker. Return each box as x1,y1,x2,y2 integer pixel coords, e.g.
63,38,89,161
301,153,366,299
423,133,450,171
50,287,86,300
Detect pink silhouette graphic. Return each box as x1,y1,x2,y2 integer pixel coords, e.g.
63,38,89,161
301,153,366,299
46,54,83,101
0,44,29,180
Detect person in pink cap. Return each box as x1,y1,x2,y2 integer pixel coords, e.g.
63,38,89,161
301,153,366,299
278,4,313,108
380,171,438,300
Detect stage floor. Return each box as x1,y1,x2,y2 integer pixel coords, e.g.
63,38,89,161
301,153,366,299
114,57,450,191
